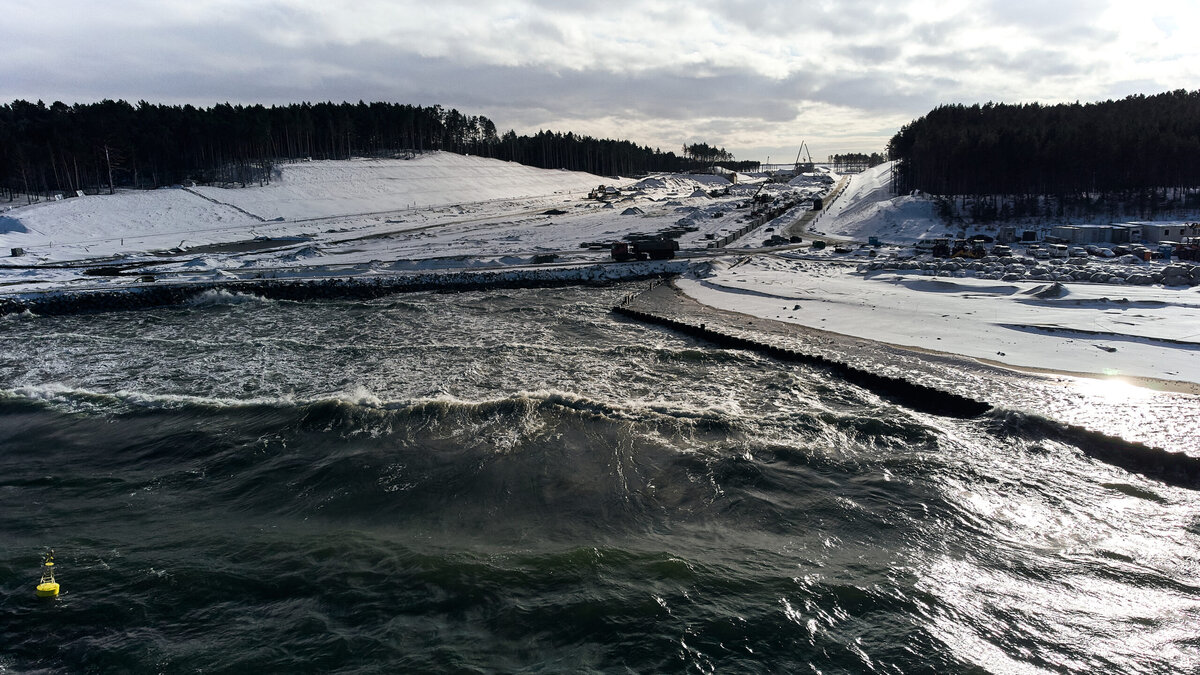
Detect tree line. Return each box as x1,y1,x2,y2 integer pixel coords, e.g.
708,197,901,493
0,99,756,202
887,90,1200,220
828,152,885,172
681,142,732,165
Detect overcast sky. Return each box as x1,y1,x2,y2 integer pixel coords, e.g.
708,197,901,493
5,0,1199,162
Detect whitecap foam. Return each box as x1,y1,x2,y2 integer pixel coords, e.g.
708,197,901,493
186,289,273,307
0,383,296,412
0,308,38,320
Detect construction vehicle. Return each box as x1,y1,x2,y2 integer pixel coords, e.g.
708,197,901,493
1177,237,1200,261
915,237,950,255
794,142,815,173
611,238,679,261
951,241,986,258
588,184,619,200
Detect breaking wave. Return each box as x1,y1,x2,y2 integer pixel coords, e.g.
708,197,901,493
2,282,1198,674
185,288,276,306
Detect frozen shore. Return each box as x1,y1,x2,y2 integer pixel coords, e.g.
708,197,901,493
678,256,1200,390
623,279,1199,456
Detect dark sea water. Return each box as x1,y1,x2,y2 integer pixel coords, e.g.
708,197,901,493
2,285,1198,673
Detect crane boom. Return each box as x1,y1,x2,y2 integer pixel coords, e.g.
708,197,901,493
794,141,814,173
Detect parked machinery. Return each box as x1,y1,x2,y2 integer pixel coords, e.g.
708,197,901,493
1177,237,1200,261
611,237,679,261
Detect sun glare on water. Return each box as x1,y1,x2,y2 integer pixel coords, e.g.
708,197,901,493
1080,376,1154,404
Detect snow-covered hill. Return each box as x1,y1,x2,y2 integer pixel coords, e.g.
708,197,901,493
192,152,610,221
0,152,788,293
818,162,950,243
0,152,617,262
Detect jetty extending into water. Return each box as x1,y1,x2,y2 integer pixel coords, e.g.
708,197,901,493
0,261,689,317
614,280,1200,489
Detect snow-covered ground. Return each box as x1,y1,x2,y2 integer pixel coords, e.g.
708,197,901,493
3,150,1197,391
676,161,1200,387
678,256,1200,386
0,152,795,292
808,161,951,243
1,153,621,264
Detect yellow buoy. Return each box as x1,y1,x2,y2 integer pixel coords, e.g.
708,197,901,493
36,551,60,598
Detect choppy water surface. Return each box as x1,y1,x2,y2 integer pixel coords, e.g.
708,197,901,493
2,286,1198,673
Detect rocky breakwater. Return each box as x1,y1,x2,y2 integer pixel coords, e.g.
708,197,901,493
611,305,992,419
0,261,692,317
617,280,1200,488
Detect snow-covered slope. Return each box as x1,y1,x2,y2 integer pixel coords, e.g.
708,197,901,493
0,152,618,262
819,162,950,243
0,189,260,257
0,151,783,284
192,152,611,221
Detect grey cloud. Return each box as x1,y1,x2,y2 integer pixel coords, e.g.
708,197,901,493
1014,50,1093,78
520,18,568,46
981,0,1117,43
1104,78,1169,101
523,0,615,13
905,45,1091,82
906,48,1005,71
908,19,959,44
809,73,947,115
710,0,912,38
982,0,1109,27
7,16,940,129
836,43,903,64
409,58,811,124
2,0,1192,159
